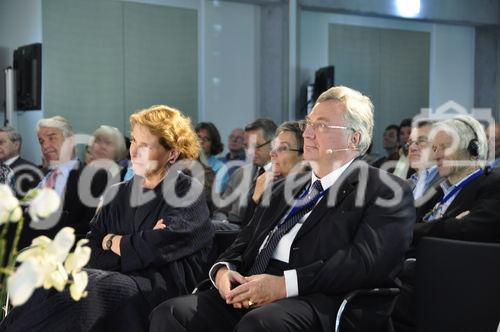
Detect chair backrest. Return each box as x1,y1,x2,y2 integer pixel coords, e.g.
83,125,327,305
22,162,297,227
416,237,500,332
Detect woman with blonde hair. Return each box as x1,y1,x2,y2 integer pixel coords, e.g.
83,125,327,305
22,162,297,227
0,105,215,332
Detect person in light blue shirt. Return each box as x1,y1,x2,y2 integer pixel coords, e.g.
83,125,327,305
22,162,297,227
488,123,500,168
196,122,229,193
406,120,443,212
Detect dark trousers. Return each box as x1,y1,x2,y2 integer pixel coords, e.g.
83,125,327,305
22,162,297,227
149,288,322,332
392,261,416,332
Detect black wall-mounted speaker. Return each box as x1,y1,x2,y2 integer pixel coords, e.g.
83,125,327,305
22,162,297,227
13,43,42,110
313,65,335,103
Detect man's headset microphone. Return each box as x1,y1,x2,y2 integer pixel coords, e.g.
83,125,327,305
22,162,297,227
325,134,359,155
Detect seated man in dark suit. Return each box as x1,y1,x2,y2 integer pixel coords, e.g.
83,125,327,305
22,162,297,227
212,118,277,229
0,126,43,197
149,85,416,332
18,116,105,249
413,115,500,244
393,115,500,332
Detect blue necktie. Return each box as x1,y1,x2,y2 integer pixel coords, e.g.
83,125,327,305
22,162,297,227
247,180,324,275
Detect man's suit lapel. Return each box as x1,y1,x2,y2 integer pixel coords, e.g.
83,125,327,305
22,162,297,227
442,174,482,218
251,174,310,251
62,161,81,205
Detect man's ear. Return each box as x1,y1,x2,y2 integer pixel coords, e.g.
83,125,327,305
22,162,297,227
168,150,180,164
351,131,361,149
13,140,21,152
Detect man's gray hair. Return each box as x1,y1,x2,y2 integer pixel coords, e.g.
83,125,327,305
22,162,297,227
316,86,374,155
0,126,22,146
36,116,74,137
432,115,488,160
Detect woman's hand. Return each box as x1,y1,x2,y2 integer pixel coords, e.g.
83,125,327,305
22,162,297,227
153,218,166,230
252,171,274,203
102,233,122,256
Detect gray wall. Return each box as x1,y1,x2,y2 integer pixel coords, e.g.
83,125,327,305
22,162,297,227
43,0,198,136
328,24,429,154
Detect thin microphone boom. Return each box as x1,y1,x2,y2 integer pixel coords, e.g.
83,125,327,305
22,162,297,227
326,148,355,154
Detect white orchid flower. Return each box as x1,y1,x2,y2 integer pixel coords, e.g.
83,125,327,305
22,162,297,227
7,259,44,306
0,184,20,224
69,270,88,301
45,227,75,264
64,239,91,274
17,228,74,265
28,188,60,222
0,210,10,225
44,263,68,292
0,184,18,209
9,206,22,222
6,226,91,307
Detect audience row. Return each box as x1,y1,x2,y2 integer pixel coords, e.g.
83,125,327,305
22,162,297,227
0,84,499,331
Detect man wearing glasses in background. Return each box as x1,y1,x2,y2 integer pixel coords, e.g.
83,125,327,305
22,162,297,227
212,118,277,229
406,120,444,219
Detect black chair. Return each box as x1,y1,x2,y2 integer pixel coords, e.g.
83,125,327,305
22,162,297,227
334,287,400,332
416,237,500,332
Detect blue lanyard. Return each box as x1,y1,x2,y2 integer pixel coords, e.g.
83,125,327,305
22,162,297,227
439,168,483,205
259,182,327,249
279,182,328,226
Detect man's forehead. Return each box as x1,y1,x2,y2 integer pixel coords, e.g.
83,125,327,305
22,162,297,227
245,129,264,139
385,128,397,134
231,129,244,136
412,125,431,137
310,100,345,120
38,127,63,136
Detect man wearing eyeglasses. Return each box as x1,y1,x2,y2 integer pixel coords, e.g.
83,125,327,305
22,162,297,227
407,120,444,217
212,119,277,229
150,86,415,332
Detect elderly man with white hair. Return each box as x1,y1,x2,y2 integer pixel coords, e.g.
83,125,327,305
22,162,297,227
412,115,500,244
18,116,105,249
393,115,500,332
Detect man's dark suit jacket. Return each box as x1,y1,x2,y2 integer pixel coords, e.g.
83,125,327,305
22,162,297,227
9,156,43,197
217,160,415,332
413,167,500,245
212,163,258,228
18,161,106,249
